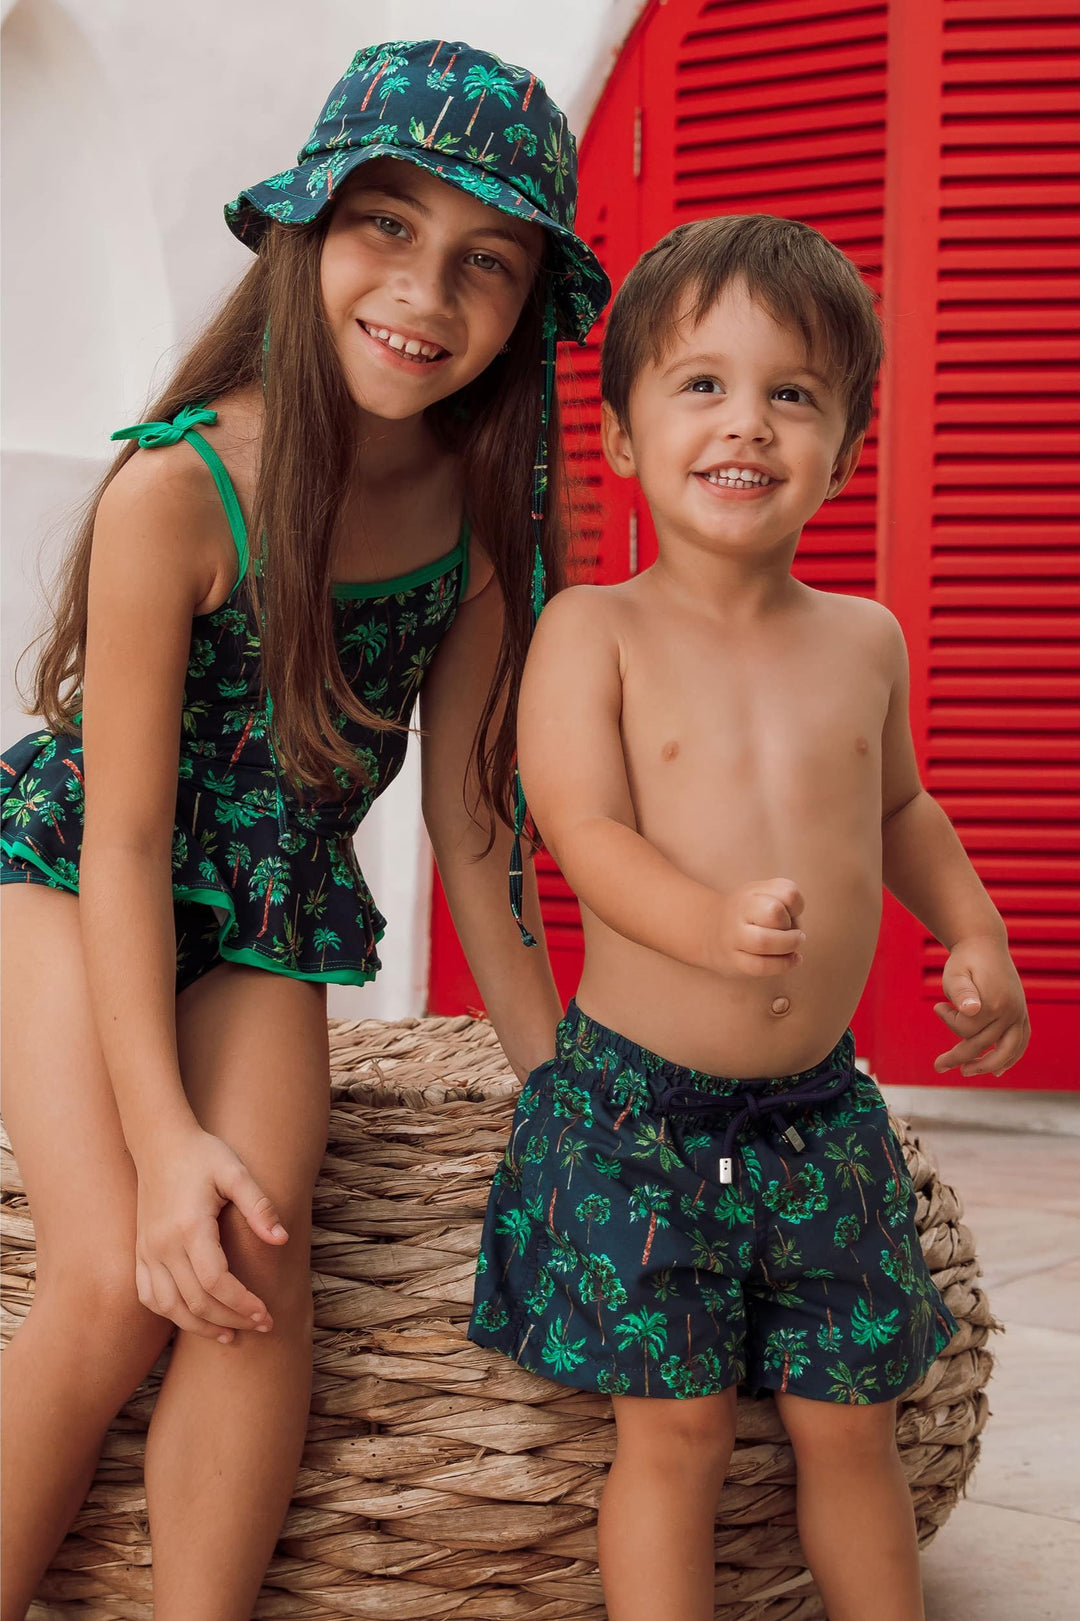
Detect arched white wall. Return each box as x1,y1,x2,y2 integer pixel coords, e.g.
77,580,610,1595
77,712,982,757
1,0,645,1019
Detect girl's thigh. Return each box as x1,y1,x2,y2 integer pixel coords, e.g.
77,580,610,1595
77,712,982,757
174,965,331,1289
1,886,145,1291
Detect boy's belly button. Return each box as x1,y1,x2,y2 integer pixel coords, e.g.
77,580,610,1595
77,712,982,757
770,996,791,1017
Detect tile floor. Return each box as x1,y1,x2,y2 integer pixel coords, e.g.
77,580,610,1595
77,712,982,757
909,1117,1079,1620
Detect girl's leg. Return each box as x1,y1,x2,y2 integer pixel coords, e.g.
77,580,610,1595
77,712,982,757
597,1389,737,1621
0,889,173,1621
145,963,330,1621
775,1391,925,1621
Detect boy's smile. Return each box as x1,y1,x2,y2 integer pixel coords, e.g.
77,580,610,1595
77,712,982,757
603,279,862,570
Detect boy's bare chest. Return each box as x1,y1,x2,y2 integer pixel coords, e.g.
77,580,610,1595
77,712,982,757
618,617,888,813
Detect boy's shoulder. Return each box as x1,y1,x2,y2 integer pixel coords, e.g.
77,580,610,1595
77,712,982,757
802,584,905,649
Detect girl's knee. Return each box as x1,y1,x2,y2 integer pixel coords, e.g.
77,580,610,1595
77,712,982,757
218,1206,314,1330
31,1253,171,1359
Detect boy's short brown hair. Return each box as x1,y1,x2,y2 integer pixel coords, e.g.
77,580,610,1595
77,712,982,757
600,214,883,451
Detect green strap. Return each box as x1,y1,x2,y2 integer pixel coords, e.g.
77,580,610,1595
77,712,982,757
455,519,472,605
110,404,250,579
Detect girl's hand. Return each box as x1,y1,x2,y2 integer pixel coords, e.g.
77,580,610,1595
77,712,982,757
933,936,1031,1077
713,879,805,977
135,1128,288,1342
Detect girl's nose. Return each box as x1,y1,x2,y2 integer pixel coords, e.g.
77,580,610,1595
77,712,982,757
388,253,455,320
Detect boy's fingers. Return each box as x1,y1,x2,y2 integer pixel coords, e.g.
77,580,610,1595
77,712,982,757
735,947,802,978
742,923,805,958
218,1163,288,1246
932,1001,988,1038
942,964,982,1015
934,1018,1006,1073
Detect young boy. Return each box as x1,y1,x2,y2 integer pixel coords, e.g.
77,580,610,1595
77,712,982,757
469,215,1029,1621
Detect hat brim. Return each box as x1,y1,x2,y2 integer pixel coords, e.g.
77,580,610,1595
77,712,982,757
225,145,609,344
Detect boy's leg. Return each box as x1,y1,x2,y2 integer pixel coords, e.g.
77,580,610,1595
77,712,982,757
145,964,331,1621
0,889,173,1620
598,1388,737,1621
775,1391,925,1621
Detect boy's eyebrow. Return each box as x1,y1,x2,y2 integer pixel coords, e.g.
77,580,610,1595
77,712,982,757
349,182,533,249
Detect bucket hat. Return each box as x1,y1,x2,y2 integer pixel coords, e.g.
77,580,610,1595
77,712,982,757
225,39,609,344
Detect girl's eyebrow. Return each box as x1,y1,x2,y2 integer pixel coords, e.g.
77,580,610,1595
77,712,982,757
351,182,533,251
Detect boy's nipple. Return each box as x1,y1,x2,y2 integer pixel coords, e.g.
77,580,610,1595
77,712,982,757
770,996,791,1017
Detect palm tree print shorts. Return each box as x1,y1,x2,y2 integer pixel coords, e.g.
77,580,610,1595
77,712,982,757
468,1002,957,1402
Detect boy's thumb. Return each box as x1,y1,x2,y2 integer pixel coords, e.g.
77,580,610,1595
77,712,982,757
944,964,981,1016
222,1163,288,1244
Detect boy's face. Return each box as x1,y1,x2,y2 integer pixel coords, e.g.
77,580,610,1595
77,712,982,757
602,279,862,561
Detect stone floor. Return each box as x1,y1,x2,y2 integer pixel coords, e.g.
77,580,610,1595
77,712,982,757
907,1114,1080,1621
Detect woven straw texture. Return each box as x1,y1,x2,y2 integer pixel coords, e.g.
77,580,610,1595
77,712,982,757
2,1015,995,1620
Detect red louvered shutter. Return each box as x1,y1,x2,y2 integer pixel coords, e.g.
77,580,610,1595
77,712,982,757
428,1,1079,1093
873,0,1080,1087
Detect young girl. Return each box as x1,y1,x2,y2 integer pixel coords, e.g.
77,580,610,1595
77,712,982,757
0,40,608,1617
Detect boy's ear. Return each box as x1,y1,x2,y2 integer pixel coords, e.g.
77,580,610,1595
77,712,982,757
826,432,864,501
601,400,636,480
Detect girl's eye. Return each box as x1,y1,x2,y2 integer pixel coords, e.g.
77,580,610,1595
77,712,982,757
774,384,815,405
370,214,408,238
686,377,721,394
467,251,505,274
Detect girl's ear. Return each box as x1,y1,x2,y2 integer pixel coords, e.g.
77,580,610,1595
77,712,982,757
601,400,636,480
826,432,864,501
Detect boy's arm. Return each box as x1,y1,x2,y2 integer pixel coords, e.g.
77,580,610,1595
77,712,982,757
518,588,804,978
879,613,1030,1076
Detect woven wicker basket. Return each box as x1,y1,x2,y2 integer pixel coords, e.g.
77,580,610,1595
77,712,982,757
1,1015,995,1620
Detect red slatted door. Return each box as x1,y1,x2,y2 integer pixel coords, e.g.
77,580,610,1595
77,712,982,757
875,0,1080,1086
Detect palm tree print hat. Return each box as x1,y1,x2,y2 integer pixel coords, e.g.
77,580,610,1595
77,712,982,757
225,39,610,343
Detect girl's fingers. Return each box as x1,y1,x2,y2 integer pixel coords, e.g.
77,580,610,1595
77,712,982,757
147,1262,225,1340
217,1161,288,1246
188,1230,273,1329
172,1254,263,1334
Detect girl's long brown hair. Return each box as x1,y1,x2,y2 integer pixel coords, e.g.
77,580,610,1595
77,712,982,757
28,217,564,834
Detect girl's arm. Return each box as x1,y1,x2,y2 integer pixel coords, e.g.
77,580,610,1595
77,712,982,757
79,451,286,1337
516,587,804,977
419,565,562,1080
878,612,1030,1076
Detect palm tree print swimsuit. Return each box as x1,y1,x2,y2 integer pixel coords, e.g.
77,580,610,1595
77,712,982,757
469,1003,958,1402
0,405,469,993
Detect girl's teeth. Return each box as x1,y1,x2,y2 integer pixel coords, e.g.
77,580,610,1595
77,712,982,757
364,323,444,361
387,332,406,351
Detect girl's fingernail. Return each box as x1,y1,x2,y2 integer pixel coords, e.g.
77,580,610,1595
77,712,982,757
256,1322,272,1333
271,1224,288,1239
251,1312,265,1323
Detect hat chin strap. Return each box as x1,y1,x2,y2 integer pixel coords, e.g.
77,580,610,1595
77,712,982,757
509,294,558,947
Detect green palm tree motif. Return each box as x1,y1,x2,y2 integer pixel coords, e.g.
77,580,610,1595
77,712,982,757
465,136,498,167
198,857,218,886
343,620,389,663
880,1237,917,1294
313,927,341,970
817,1310,843,1353
764,1327,810,1393
227,841,251,887
650,1268,679,1302
187,638,214,679
377,72,410,115
462,64,517,136
264,169,297,191
302,879,328,919
714,1186,754,1230
631,1120,681,1174
575,1193,611,1244
579,1252,626,1343
825,1134,874,1223
688,1226,732,1277
597,1368,631,1397
210,605,247,640
249,855,290,938
611,1064,650,1131
722,1327,748,1384
473,1300,508,1333
495,1207,533,1274
306,152,349,199
504,123,538,164
627,1183,672,1266
741,1145,764,1190
214,798,259,832
541,125,571,196
769,1233,803,1273
827,1360,880,1405
883,1177,909,1228
203,769,237,797
523,1265,554,1318
553,1076,592,1152
424,68,457,93
394,611,418,651
446,165,504,206
419,94,456,150
513,172,547,210
5,774,49,828
613,1307,668,1395
363,675,391,707
48,856,80,890
559,1136,587,1187
171,829,188,873
541,1317,588,1376
217,676,249,700
359,47,409,113
593,1153,621,1180
328,841,356,888
850,1299,901,1349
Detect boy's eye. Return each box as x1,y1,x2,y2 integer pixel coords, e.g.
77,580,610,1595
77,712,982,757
774,384,815,405
686,377,721,394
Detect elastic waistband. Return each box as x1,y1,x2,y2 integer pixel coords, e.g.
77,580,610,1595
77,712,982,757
555,1000,856,1101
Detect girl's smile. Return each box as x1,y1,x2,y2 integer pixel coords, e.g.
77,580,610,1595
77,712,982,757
321,158,542,419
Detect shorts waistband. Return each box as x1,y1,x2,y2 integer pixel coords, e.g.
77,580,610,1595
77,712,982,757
555,1000,856,1101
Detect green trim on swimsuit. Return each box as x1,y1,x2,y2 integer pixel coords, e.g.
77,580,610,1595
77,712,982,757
332,521,470,599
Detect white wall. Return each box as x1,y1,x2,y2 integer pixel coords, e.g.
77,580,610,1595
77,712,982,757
1,0,643,1016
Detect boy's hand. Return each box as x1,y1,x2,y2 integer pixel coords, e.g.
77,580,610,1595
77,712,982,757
716,879,805,977
933,935,1030,1077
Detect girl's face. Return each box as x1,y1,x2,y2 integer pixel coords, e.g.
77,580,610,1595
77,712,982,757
320,158,543,421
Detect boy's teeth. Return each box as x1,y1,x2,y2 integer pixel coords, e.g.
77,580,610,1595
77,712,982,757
704,468,773,487
363,323,444,360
